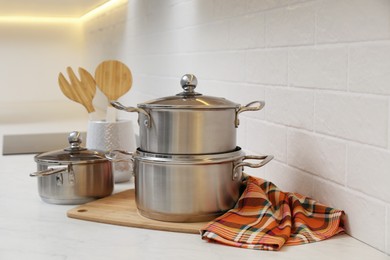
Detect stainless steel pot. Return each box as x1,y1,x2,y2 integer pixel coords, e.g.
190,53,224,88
119,147,273,222
111,74,265,154
30,131,113,205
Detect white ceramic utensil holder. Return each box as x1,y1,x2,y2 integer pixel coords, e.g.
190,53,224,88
86,120,136,183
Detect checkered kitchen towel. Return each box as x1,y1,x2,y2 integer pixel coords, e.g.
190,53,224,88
201,175,345,251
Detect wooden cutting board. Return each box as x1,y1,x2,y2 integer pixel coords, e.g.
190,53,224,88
67,189,208,234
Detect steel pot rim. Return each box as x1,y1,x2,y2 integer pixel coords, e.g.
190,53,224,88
108,148,274,171
133,147,244,163
34,154,108,165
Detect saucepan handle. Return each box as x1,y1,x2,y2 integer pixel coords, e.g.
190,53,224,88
110,101,151,128
30,166,68,177
232,154,274,181
235,101,265,127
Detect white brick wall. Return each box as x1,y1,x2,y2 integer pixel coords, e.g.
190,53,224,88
316,0,390,43
246,49,288,84
349,43,390,95
265,1,315,47
83,0,390,254
289,46,348,90
315,92,388,147
348,144,390,203
287,129,346,185
265,87,314,129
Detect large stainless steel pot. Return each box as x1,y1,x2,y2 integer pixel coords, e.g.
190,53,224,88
124,147,273,222
111,74,265,154
30,131,113,205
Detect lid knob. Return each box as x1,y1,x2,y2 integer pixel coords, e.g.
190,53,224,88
68,131,83,150
180,74,198,93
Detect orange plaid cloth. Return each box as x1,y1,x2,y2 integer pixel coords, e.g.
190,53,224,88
201,175,344,250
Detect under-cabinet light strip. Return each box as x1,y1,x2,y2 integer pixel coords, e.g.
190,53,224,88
0,0,125,23
0,16,78,23
80,0,125,21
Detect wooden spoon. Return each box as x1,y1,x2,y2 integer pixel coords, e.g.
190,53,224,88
95,60,132,122
58,67,96,114
95,60,132,101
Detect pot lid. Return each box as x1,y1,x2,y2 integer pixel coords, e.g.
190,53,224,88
35,131,106,164
138,74,240,109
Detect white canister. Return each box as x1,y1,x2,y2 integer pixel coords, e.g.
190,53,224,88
86,120,136,183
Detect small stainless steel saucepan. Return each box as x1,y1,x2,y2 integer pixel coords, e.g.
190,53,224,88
30,131,113,205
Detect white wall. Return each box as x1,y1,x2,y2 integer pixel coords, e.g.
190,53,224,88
0,22,87,124
83,0,390,254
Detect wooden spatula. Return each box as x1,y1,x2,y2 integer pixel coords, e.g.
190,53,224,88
58,67,97,114
95,60,132,122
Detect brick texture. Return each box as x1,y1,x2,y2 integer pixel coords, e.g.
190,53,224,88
83,0,390,254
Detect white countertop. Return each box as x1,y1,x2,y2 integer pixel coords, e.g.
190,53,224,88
1,122,389,260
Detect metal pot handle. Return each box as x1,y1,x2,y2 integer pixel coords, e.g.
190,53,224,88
106,150,135,177
235,101,265,127
105,150,134,163
30,167,68,177
111,101,151,128
232,154,274,181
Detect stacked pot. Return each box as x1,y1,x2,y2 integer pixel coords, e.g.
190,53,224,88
112,74,273,222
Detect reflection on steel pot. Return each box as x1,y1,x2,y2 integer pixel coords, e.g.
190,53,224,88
30,131,113,205
110,148,273,222
111,74,265,154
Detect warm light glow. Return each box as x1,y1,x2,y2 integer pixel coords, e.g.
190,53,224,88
195,99,211,106
0,16,78,24
0,0,126,24
81,0,126,21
